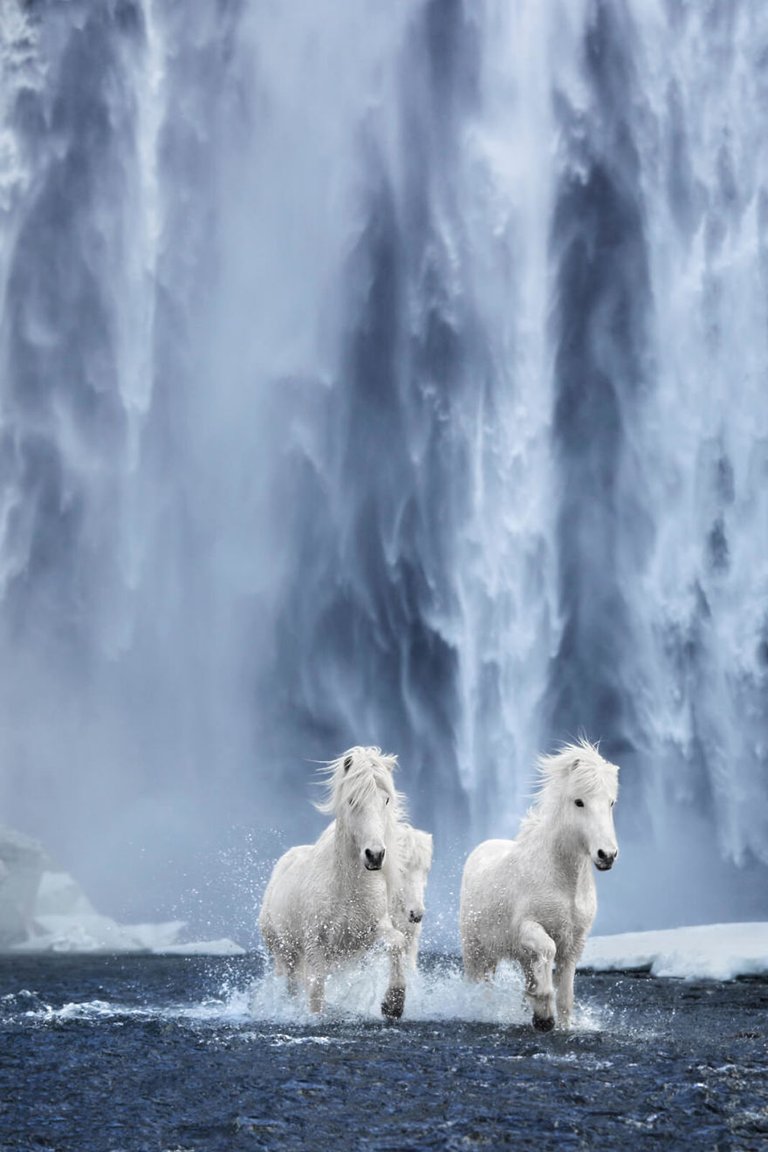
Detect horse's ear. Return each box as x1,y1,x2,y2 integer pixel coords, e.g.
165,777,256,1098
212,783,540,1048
343,756,352,773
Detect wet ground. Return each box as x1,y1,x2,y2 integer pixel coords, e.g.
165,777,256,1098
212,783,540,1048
1,953,766,1151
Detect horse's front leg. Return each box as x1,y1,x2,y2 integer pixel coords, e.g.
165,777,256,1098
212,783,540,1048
378,915,407,1020
518,919,556,1032
304,948,327,1014
404,923,421,972
554,956,577,1029
377,914,406,953
382,936,407,1020
274,953,298,998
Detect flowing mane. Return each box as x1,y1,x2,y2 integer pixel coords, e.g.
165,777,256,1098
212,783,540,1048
518,738,619,838
536,738,619,800
315,745,407,822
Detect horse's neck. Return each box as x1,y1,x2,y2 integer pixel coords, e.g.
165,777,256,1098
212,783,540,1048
330,825,362,894
526,815,593,897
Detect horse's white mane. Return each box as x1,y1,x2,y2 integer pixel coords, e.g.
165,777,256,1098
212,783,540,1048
314,745,407,821
397,825,433,873
519,738,619,836
536,738,619,800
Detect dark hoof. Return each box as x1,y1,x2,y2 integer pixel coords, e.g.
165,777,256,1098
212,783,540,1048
532,1015,555,1033
381,987,405,1020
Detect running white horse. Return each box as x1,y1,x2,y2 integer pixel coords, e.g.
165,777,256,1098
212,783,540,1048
460,739,619,1031
259,746,409,1017
300,818,433,1015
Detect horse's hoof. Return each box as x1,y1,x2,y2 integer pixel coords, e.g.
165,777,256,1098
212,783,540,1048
381,987,405,1020
532,1014,555,1033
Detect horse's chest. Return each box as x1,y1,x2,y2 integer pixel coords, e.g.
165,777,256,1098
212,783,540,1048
536,891,594,951
321,889,384,957
536,901,575,945
329,912,377,951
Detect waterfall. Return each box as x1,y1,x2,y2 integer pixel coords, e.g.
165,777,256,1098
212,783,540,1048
0,0,766,936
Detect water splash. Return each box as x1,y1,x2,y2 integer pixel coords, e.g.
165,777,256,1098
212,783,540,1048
7,956,608,1033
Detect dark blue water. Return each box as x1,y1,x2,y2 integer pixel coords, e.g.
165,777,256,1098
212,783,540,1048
1,954,766,1151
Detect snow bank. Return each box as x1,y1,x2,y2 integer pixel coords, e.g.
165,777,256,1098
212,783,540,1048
0,825,246,955
160,938,246,956
580,923,768,980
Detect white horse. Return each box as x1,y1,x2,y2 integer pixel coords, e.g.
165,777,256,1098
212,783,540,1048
460,739,619,1031
259,746,409,1017
300,818,433,1014
390,825,433,972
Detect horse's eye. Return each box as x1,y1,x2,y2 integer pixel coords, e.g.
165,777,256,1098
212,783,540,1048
574,799,585,808
610,800,615,808
385,797,390,806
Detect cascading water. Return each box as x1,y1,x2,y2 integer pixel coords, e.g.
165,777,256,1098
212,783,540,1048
0,0,766,938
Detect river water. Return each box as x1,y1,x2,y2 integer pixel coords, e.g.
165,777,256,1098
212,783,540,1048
2,953,766,1151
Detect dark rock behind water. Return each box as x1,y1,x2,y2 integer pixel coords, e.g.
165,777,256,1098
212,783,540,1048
1,953,766,1151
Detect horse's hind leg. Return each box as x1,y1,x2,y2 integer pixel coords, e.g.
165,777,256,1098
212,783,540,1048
518,919,556,1032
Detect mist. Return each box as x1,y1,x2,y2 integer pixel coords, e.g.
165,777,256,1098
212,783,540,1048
0,0,766,945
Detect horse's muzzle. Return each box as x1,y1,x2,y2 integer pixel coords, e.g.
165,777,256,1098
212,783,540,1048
364,847,385,871
595,849,617,872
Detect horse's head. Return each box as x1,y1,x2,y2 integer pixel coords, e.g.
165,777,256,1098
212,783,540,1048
538,740,620,870
316,746,401,871
398,827,433,923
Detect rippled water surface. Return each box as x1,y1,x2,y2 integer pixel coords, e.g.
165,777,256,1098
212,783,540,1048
1,954,767,1150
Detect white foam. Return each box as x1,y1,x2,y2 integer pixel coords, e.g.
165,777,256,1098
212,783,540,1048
244,955,602,1030
581,922,768,980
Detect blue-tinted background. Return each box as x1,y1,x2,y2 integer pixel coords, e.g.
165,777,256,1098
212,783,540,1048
0,0,766,942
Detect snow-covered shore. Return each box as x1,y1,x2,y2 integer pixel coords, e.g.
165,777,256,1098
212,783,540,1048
581,922,768,980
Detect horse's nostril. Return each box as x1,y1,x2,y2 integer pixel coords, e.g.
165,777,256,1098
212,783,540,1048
409,911,423,924
365,848,385,867
597,849,608,860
